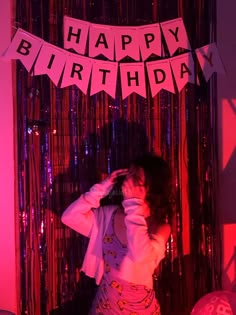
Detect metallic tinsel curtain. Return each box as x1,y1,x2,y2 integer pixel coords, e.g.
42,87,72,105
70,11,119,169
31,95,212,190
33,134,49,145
15,1,221,314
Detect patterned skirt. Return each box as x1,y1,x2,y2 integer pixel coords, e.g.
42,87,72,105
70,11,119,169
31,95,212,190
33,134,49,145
88,274,161,315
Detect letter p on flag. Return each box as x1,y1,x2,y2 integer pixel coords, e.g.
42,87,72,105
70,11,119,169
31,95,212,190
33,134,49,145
3,28,43,72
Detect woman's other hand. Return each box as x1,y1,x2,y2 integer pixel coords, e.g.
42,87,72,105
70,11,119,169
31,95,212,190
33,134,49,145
122,175,146,201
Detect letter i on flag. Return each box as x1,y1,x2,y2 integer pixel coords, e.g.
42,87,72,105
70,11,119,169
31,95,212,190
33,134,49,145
3,28,43,72
33,43,67,86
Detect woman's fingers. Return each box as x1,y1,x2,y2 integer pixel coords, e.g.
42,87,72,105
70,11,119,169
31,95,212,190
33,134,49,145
113,169,129,176
110,169,128,181
122,177,146,200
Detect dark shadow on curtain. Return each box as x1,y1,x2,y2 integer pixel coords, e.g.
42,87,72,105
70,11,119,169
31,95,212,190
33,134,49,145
50,119,150,315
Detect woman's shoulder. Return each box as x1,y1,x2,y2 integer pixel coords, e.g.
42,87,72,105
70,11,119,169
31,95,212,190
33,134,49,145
157,222,171,234
149,221,171,243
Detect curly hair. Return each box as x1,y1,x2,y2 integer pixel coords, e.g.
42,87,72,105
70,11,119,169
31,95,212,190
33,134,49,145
102,153,173,224
131,153,173,224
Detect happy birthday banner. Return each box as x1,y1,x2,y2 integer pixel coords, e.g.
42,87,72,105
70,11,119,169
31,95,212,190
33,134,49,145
3,16,225,99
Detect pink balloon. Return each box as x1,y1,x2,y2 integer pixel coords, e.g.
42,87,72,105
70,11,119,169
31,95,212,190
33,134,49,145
191,291,236,315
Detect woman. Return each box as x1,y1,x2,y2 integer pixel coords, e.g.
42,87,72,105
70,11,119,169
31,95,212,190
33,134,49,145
61,154,172,314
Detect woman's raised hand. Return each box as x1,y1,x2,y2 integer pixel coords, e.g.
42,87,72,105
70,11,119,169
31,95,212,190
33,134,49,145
108,169,129,184
98,169,129,196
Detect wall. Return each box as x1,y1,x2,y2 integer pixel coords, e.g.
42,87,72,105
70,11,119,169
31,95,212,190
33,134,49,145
217,0,236,291
0,2,235,314
0,0,18,313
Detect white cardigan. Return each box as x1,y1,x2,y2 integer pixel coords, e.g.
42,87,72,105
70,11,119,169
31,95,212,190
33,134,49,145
61,179,166,288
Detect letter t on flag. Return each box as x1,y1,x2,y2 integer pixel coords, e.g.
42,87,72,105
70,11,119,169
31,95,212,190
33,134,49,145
3,28,43,72
90,59,118,98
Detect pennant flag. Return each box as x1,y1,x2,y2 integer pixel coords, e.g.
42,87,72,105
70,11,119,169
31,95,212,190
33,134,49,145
64,16,90,55
3,28,43,72
161,18,191,56
195,43,225,81
120,62,146,99
138,23,162,60
146,59,175,97
170,52,198,92
34,43,67,86
61,54,92,94
114,26,140,61
90,59,118,98
89,23,115,61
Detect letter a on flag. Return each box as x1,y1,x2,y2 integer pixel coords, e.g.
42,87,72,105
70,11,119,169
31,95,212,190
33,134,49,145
89,23,115,61
170,52,198,92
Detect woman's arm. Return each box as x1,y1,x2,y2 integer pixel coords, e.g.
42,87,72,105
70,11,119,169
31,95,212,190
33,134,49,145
61,189,98,237
61,169,128,237
122,174,170,264
123,198,169,263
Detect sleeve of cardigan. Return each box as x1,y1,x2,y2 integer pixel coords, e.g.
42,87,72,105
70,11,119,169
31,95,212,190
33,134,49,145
122,198,166,264
61,179,114,237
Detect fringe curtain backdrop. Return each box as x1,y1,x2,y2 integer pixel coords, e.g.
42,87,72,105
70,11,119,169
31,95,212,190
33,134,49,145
15,0,221,314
